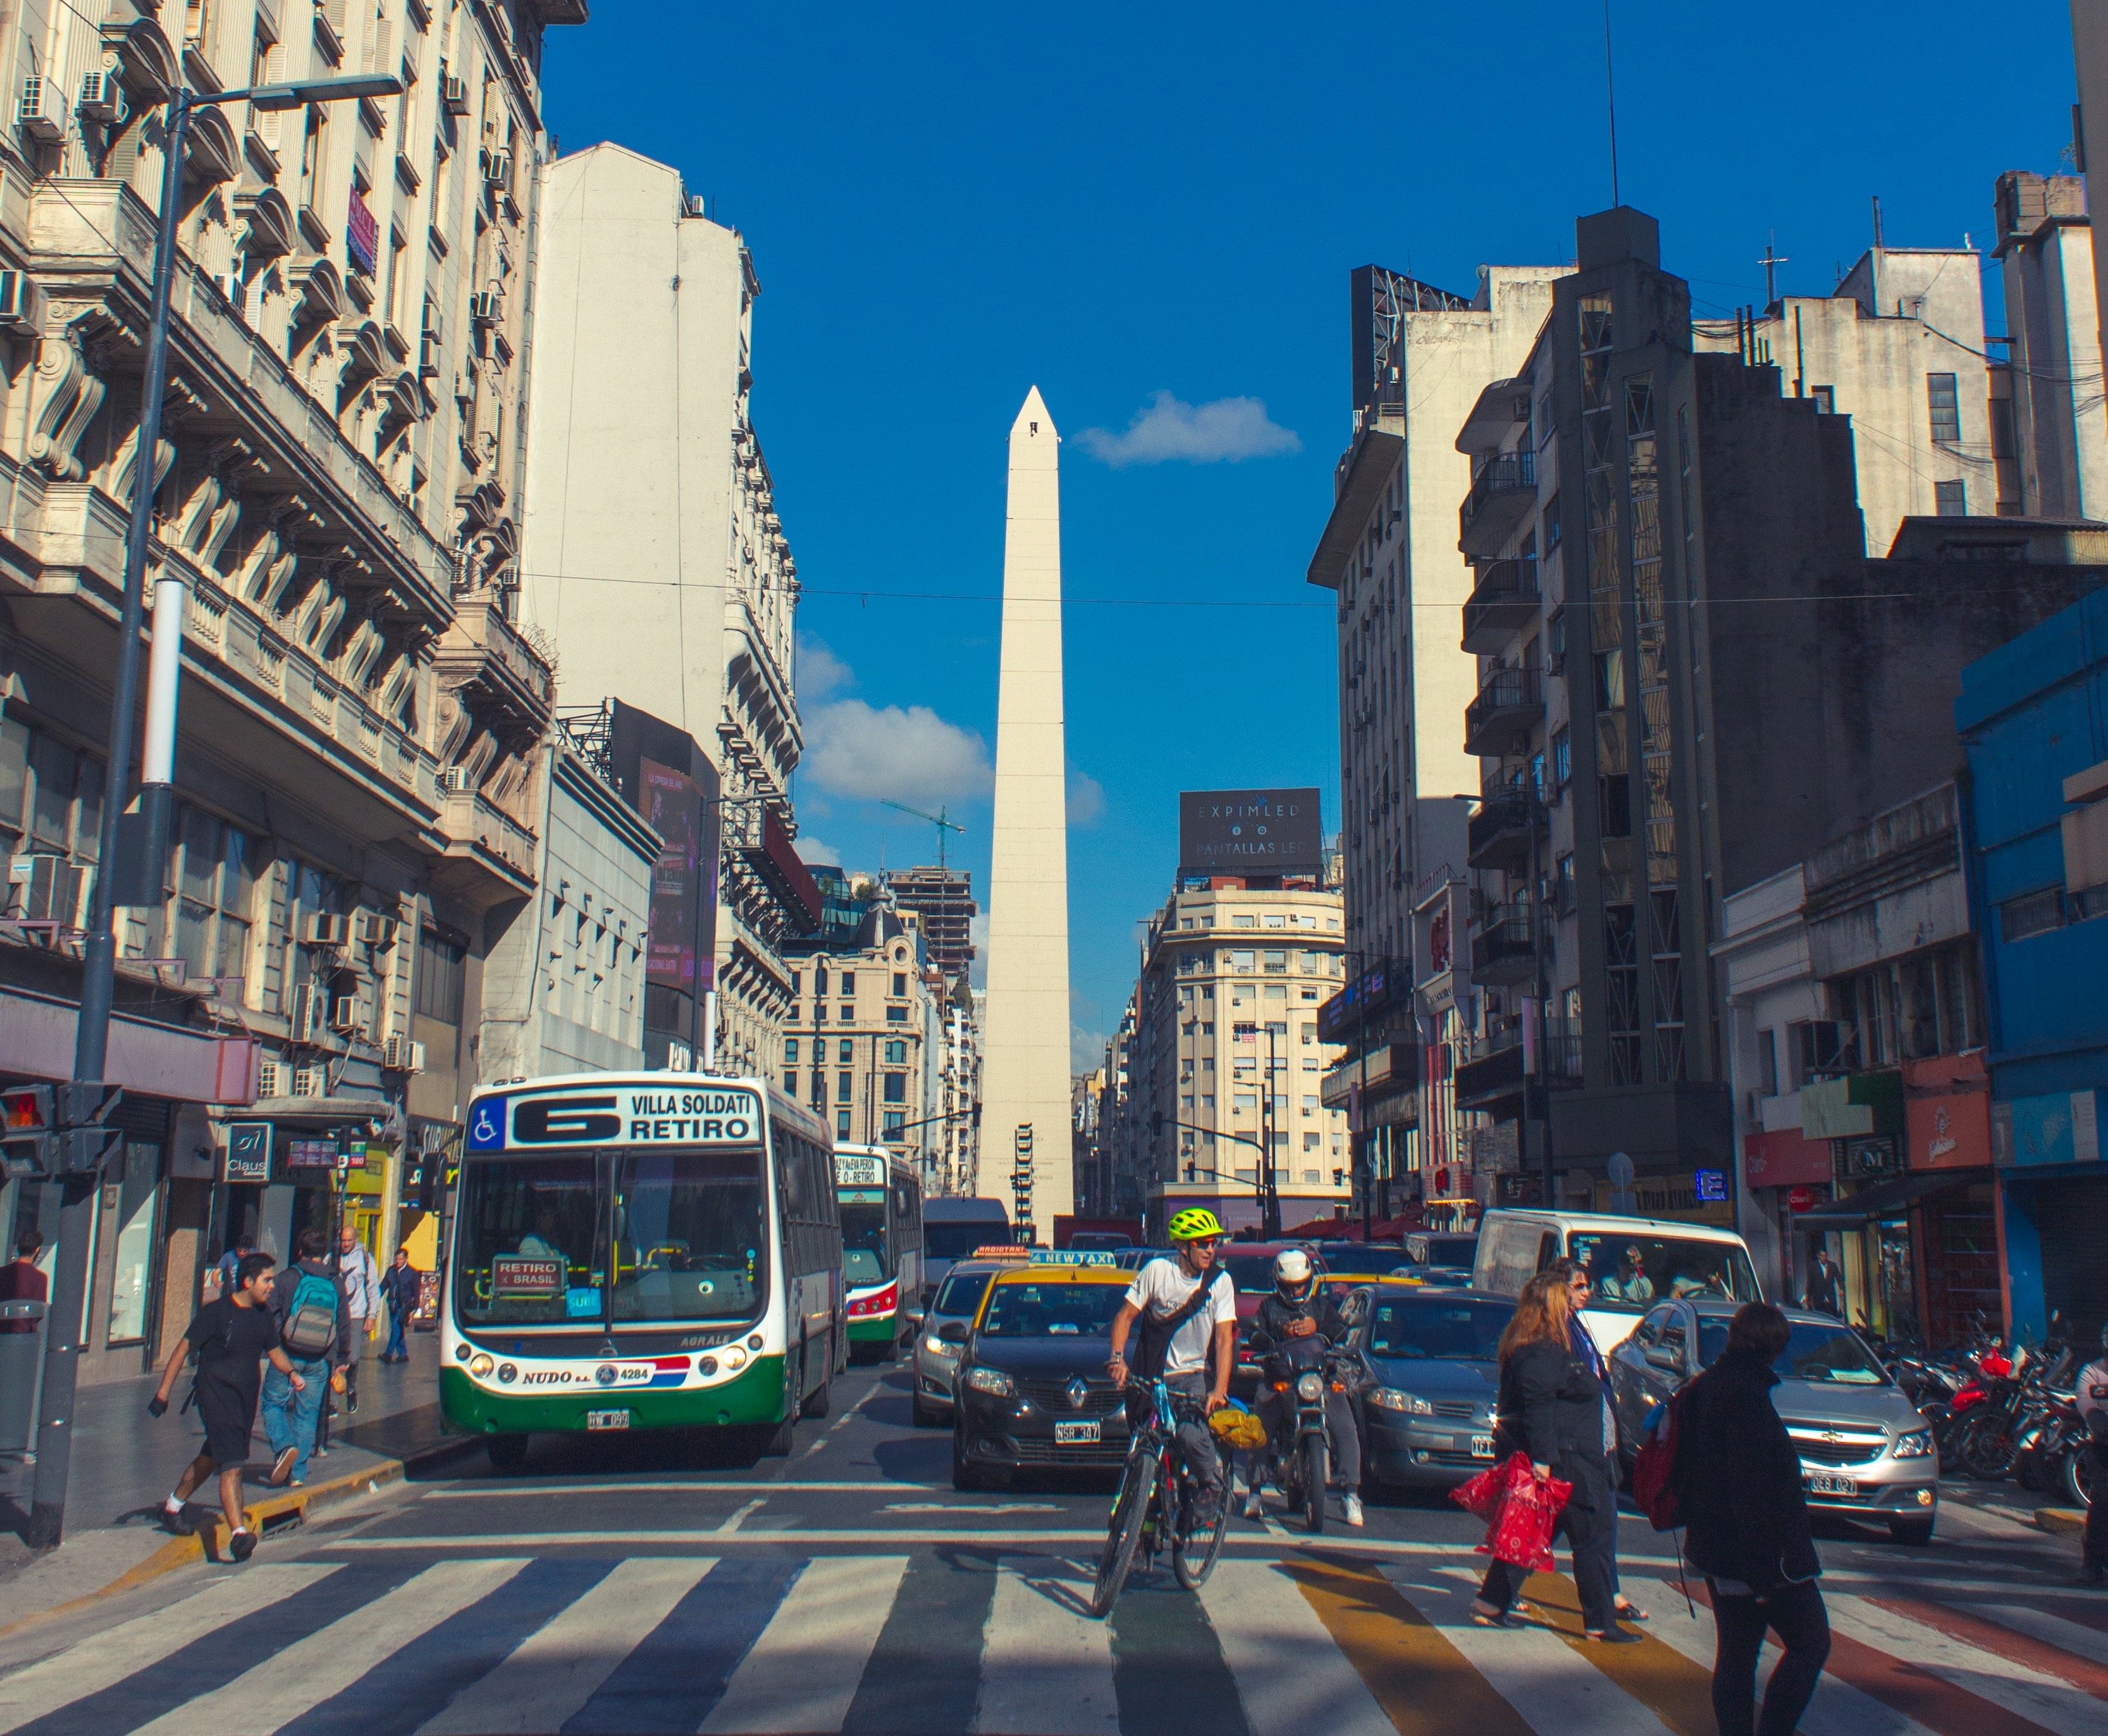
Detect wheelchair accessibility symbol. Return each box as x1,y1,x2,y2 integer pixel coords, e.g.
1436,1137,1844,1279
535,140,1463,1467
467,1099,506,1150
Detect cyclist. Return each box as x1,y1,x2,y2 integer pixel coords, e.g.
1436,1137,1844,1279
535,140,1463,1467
1245,1248,1364,1526
1106,1207,1236,1527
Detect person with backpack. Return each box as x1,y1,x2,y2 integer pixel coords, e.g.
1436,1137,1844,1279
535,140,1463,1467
262,1227,350,1487
1673,1301,1830,1736
148,1250,304,1561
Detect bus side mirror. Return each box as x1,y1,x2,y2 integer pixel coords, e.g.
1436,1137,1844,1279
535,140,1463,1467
937,1320,968,1344
902,1307,925,1335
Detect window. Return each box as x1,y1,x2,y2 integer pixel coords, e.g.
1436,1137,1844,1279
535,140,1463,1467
892,972,906,996
2001,887,2064,942
884,1039,907,1064
299,105,327,211
1551,726,1571,790
784,1038,799,1063
1554,852,1575,914
1927,373,1961,445
838,1038,853,1064
1757,1028,1778,1097
1232,950,1254,972
1233,914,1255,929
1263,950,1287,973
791,972,802,995
839,1004,854,1020
1809,385,1835,414
1934,479,1966,517
837,1109,852,1138
839,972,854,994
417,927,468,1024
883,1111,904,1136
886,1006,908,1023
782,1072,797,1096
1542,488,1562,547
837,1071,853,1100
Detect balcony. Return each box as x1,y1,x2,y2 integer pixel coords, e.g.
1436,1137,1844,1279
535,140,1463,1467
1467,791,1534,873
1461,557,1541,653
435,788,537,901
1464,667,1543,756
431,596,555,737
1458,449,1536,558
1469,902,1537,985
1318,1042,1419,1110
1453,1017,1582,1109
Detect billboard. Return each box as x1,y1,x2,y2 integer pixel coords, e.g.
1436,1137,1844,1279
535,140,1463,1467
641,756,713,994
1178,789,1322,877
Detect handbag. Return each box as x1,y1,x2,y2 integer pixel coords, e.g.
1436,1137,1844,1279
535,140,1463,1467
1452,1451,1572,1571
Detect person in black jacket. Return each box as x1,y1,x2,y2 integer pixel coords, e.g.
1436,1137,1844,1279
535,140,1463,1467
1243,1249,1362,1526
1471,1270,1633,1641
1673,1301,1830,1736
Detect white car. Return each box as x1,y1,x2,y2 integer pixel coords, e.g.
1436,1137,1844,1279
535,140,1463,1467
909,1258,1014,1427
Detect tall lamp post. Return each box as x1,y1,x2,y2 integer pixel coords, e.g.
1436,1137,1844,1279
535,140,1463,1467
27,70,404,1553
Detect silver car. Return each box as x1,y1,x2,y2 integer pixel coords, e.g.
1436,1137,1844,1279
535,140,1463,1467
1608,1299,1939,1545
909,1259,1013,1427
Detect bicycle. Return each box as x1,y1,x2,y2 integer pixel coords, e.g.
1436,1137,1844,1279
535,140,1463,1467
1089,1379,1230,1616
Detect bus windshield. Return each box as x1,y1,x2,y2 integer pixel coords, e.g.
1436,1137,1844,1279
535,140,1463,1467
1569,1233,1759,1313
456,1148,768,1329
841,1198,889,1287
926,1220,1007,1260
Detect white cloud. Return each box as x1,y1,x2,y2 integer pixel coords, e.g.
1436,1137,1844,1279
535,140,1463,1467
803,698,994,807
794,835,839,866
1071,987,1106,1074
968,912,989,991
1076,391,1302,467
796,635,853,703
1066,766,1105,827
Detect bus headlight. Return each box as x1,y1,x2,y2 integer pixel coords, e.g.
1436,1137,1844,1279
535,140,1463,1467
722,1346,748,1370
1367,1387,1431,1415
965,1367,1014,1396
469,1353,495,1378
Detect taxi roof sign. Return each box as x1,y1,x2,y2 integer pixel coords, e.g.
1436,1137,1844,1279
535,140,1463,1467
1013,1250,1119,1268
972,1245,1039,1260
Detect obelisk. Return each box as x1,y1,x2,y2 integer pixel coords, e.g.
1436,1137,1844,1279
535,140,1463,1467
979,388,1073,1234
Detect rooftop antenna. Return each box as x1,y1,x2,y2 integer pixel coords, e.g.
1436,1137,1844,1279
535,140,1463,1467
1760,231,1789,307
1871,195,1885,249
1603,0,1620,207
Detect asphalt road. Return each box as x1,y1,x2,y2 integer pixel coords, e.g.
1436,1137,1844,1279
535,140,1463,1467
3,1361,2104,1735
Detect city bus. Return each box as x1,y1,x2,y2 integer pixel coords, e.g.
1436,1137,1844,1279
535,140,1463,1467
835,1145,925,1360
442,1073,845,1468
922,1195,1013,1292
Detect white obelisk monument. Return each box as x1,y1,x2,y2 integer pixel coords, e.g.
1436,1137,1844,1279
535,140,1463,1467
978,387,1073,1233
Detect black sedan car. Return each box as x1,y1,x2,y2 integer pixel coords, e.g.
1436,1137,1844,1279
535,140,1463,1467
951,1262,1133,1489
1350,1287,1515,1490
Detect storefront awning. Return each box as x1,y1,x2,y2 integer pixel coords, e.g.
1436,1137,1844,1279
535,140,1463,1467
1796,1167,1990,1229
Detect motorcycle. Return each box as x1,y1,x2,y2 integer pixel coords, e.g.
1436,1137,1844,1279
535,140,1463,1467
1261,1332,1354,1536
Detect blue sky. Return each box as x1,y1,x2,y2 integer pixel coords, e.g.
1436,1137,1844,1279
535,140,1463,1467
543,1,2077,1064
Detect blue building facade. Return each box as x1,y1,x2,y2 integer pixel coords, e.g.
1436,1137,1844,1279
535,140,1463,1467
1956,588,2108,1350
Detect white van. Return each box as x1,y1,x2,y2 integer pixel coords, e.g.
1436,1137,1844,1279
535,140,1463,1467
1471,1210,1763,1349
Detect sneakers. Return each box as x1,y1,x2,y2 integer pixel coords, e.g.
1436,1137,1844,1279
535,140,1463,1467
1586,1625,1642,1645
228,1529,257,1563
161,1502,194,1536
269,1446,299,1487
1343,1493,1365,1528
1242,1489,1266,1522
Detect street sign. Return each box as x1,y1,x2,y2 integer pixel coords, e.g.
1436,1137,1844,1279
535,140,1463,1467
1694,1168,1729,1202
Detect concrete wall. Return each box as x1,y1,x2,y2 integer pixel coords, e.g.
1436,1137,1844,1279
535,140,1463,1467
2000,216,2108,519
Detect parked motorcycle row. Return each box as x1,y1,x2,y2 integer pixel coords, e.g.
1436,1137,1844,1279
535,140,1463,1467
1882,1313,2094,1510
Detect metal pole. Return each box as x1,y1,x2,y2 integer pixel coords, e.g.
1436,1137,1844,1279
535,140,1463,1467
1531,794,1555,1212
27,94,190,1552
1357,954,1372,1242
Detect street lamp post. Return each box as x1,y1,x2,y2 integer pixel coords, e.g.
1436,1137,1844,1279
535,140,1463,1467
25,71,403,1553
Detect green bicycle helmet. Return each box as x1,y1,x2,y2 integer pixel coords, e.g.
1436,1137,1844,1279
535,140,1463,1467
1168,1207,1224,1242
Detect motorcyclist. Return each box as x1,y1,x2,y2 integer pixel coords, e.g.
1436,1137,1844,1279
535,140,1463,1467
2076,1323,2108,1587
1244,1248,1364,1527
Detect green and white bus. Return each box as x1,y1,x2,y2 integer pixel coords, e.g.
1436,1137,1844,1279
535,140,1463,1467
835,1145,924,1360
442,1073,844,1467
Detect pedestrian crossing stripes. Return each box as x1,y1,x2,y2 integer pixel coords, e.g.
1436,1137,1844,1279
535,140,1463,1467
3,1549,2105,1736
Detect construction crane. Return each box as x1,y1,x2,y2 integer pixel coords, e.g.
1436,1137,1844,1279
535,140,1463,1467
880,801,966,870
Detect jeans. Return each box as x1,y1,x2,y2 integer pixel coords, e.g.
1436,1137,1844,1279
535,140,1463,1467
1163,1371,1224,1497
1477,1452,1618,1631
261,1356,330,1481
385,1304,408,1360
2085,1432,2108,1568
1255,1387,1361,1487
1710,1578,1830,1736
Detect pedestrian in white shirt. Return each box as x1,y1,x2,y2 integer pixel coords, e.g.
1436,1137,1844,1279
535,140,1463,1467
335,1226,382,1413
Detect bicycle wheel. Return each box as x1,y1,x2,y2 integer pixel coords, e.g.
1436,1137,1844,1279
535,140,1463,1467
2064,1441,2097,1509
1303,1434,1328,1535
1091,1449,1157,1618
1173,1475,1230,1590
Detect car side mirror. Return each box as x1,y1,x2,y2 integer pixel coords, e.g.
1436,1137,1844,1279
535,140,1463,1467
1644,1345,1680,1372
1339,1287,1371,1329
937,1320,969,1344
902,1308,925,1335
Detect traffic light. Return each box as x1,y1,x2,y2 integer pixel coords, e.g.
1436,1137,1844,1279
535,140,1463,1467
0,1083,125,1178
1,1085,54,1179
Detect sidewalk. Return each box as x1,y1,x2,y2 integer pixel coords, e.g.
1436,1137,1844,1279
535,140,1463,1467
0,1327,466,1614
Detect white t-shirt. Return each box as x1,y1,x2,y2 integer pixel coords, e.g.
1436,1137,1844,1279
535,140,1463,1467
1124,1259,1236,1377
2078,1357,2108,1423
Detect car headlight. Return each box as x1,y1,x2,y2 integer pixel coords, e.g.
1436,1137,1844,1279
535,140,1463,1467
1367,1387,1432,1415
964,1367,1014,1396
1295,1372,1325,1401
1891,1429,1935,1460
924,1336,954,1357
468,1352,495,1378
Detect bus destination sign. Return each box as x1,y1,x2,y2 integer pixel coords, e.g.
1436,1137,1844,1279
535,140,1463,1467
468,1084,761,1152
835,1154,885,1187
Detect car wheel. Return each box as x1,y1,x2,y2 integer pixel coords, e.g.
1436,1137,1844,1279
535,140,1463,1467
1889,1515,1935,1546
484,1433,529,1474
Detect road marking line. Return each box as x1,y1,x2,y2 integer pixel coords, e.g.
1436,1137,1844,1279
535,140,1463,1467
1829,1591,2102,1736
717,1498,768,1534
884,1503,1063,1514
701,1556,908,1733
1972,1603,2108,1673
128,1559,526,1736
426,1480,949,1497
0,1565,338,1734
975,1554,1119,1735
1500,1567,1739,1736
1872,1594,2108,1699
416,1557,714,1734
1202,1556,1415,1736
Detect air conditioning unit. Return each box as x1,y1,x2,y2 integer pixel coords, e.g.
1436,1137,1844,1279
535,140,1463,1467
0,270,44,336
256,1059,283,1099
418,326,443,377
482,149,510,187
441,765,473,793
682,194,706,219
439,71,469,116
303,911,350,947
77,70,125,125
357,911,399,949
292,1064,325,1098
329,995,362,1035
382,1034,427,1072
16,77,62,143
467,290,500,327
6,854,86,926
290,983,323,1043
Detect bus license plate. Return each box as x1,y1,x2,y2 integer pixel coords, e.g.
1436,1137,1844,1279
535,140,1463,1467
1470,1434,1495,1458
586,1410,631,1432
1054,1421,1100,1445
1806,1472,1856,1497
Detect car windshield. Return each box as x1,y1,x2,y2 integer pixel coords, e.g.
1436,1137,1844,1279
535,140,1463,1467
926,1221,1008,1260
1413,1235,1479,1266
1570,1233,1759,1313
610,1150,766,1323
1698,1318,1888,1384
1221,1253,1291,1294
1368,1298,1513,1360
931,1269,995,1319
979,1282,1125,1338
841,1197,888,1287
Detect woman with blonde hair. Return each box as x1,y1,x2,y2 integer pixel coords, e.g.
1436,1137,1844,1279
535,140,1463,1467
1470,1270,1634,1640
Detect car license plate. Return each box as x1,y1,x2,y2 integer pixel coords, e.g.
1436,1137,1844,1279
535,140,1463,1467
1806,1472,1856,1497
1470,1434,1495,1458
585,1409,631,1432
1054,1420,1101,1445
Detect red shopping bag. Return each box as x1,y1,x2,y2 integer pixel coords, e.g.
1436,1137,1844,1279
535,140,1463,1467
1450,1451,1572,1571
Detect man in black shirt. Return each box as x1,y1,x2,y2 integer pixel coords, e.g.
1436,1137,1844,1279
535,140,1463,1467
1245,1249,1363,1525
149,1251,305,1561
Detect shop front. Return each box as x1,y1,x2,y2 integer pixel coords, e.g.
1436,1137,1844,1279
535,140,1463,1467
205,1097,396,1281
1993,1087,2108,1351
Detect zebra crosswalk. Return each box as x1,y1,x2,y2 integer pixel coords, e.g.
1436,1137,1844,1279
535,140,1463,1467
1,1548,2105,1736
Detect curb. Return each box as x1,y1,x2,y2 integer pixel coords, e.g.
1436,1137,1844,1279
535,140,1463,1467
0,1436,476,1641
2035,1506,2088,1537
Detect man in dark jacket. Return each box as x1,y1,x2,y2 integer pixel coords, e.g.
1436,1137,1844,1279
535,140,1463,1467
1673,1302,1830,1736
261,1228,350,1488
1243,1249,1362,1525
379,1247,421,1363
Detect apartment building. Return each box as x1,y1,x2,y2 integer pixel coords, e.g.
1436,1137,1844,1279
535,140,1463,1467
522,141,808,1087
1992,171,2108,520
0,0,584,1381
886,865,976,981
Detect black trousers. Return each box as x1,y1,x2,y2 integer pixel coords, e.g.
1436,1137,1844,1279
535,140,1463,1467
1477,1453,1617,1630
2085,1435,2108,1568
1710,1578,1830,1736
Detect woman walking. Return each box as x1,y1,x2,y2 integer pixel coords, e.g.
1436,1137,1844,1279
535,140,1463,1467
1676,1301,1830,1736
1472,1270,1634,1641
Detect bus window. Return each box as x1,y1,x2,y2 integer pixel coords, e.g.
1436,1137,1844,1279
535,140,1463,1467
610,1149,766,1322
455,1156,607,1326
841,1188,889,1286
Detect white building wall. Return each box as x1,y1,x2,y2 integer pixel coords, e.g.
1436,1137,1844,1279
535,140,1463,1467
2002,219,2108,519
